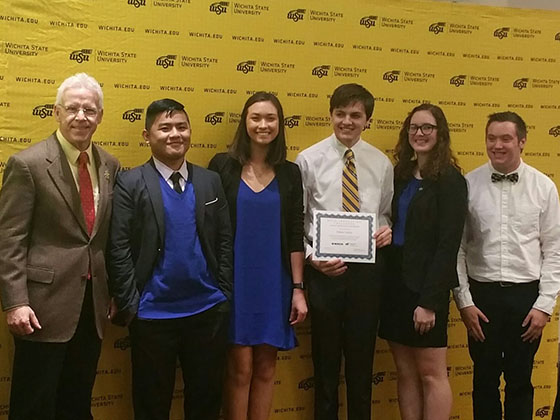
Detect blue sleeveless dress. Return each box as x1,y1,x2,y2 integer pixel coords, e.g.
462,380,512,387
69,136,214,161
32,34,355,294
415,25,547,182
230,178,296,350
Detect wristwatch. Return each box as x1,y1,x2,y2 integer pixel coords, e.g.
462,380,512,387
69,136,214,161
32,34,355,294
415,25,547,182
292,282,305,290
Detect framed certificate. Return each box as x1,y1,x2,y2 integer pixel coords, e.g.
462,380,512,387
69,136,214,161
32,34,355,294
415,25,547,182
312,210,376,263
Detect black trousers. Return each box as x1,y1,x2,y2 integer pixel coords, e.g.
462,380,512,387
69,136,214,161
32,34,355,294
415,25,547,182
307,262,383,420
9,281,102,420
552,366,560,420
468,279,540,420
129,302,228,420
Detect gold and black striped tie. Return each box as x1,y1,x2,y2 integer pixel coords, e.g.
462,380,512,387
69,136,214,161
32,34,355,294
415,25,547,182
342,149,360,212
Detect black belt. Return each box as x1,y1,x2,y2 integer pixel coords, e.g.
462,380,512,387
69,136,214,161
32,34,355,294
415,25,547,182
468,277,539,288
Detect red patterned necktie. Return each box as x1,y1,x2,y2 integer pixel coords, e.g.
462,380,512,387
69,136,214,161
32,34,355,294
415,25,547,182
78,152,95,235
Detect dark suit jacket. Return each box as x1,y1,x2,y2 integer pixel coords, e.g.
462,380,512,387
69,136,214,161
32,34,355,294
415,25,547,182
107,159,233,325
0,133,120,342
391,165,467,310
208,153,304,274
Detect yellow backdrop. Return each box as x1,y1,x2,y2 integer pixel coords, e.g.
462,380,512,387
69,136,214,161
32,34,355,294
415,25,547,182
1,0,559,418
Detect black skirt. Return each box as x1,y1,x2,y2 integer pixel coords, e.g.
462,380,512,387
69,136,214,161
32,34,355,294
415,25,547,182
378,248,450,348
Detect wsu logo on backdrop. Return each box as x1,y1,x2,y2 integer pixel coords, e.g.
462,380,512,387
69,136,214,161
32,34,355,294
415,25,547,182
287,9,305,22
513,78,528,90
429,22,445,34
359,16,378,28
383,70,400,83
127,0,146,7
122,108,144,122
32,104,54,119
205,112,225,125
69,49,92,63
209,1,229,15
311,65,330,78
236,60,256,74
285,115,301,128
156,55,177,69
493,27,510,39
450,75,466,87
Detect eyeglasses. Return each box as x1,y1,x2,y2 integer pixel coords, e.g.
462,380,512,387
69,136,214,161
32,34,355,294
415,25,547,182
59,105,98,118
408,123,437,135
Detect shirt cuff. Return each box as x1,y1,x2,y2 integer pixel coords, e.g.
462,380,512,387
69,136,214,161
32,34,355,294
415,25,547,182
533,295,555,316
452,288,475,309
305,243,314,260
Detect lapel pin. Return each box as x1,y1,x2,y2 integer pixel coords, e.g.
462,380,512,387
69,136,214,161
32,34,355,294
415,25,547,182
104,170,110,181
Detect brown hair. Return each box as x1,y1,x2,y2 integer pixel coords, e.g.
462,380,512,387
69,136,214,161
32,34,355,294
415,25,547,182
394,103,460,180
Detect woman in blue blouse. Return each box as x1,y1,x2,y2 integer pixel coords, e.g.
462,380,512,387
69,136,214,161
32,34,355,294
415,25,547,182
379,104,467,420
209,92,307,420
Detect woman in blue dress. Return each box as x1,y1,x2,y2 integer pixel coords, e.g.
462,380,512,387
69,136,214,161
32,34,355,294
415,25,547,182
209,92,307,420
378,104,467,420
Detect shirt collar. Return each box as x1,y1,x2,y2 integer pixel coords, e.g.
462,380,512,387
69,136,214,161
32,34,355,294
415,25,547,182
487,159,525,176
153,157,188,181
56,129,94,166
331,133,362,158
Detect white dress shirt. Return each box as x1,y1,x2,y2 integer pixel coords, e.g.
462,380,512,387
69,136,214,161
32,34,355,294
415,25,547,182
295,133,393,258
153,157,188,192
454,160,560,314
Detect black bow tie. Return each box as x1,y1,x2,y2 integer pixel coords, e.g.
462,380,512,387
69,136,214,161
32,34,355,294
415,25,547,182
491,172,519,183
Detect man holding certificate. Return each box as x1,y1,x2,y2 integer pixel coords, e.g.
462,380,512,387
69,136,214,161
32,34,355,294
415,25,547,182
295,83,393,420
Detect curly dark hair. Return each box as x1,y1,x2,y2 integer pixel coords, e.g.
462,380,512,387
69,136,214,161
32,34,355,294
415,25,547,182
229,91,286,166
394,103,461,180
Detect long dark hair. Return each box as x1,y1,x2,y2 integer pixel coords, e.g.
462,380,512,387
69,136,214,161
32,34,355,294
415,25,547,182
229,92,287,166
394,103,460,180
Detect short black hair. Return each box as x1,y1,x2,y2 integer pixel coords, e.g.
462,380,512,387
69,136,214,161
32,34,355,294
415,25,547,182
486,111,527,140
229,91,287,166
145,98,190,130
329,83,375,120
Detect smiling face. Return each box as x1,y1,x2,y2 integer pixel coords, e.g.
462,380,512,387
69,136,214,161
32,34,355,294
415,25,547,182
408,110,438,159
245,100,280,149
54,87,103,151
143,110,191,170
330,101,368,148
486,121,525,173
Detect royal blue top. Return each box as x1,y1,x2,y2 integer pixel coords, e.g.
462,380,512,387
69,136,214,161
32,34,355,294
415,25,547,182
138,177,225,319
393,177,422,247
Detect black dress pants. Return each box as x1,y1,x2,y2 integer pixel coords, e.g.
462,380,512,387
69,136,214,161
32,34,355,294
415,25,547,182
9,281,102,420
307,262,383,420
552,366,560,420
468,279,540,420
129,302,228,420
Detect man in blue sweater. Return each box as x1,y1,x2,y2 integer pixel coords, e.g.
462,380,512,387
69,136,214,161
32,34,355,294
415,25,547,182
107,98,233,420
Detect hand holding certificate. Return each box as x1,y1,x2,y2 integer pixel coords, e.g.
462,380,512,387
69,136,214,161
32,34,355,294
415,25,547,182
312,210,376,263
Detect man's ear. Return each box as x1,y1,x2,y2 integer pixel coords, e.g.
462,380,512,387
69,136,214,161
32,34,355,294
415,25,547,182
519,137,527,152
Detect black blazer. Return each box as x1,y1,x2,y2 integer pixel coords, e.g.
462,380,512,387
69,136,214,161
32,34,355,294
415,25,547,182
208,153,304,274
391,165,467,310
107,159,233,325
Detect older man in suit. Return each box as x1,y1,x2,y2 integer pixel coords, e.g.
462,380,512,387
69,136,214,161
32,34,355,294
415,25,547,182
107,98,233,420
0,73,120,420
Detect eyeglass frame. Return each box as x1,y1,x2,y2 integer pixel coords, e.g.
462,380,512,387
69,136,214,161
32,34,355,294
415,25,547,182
407,123,437,135
57,104,99,119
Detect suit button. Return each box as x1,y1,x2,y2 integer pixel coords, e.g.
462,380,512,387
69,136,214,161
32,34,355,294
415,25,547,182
157,248,161,252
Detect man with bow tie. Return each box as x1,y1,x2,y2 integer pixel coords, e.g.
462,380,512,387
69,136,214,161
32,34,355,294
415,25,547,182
453,111,560,420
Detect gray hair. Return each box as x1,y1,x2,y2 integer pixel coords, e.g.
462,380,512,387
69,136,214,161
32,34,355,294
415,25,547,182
55,73,104,109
